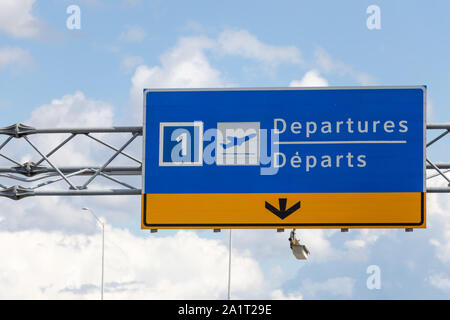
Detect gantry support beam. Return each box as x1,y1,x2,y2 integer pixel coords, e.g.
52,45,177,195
0,124,143,199
0,123,448,199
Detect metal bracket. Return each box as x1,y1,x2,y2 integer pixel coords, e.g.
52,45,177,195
11,162,48,177
0,185,35,200
0,123,36,138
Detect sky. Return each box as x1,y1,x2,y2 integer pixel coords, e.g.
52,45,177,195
0,0,450,299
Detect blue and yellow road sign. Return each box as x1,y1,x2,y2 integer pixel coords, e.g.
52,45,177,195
142,87,426,229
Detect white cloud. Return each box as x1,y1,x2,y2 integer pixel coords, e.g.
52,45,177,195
118,25,147,43
128,30,306,123
0,229,268,299
0,90,143,234
315,47,375,85
132,36,221,88
426,183,450,263
430,232,450,264
289,69,328,87
184,20,207,34
344,229,387,251
0,0,43,38
5,25,449,299
1,90,141,210
427,273,450,292
121,55,144,73
77,0,104,5
345,239,366,249
299,230,341,262
218,29,302,65
315,47,334,73
28,91,114,129
271,289,303,300
129,36,224,123
0,197,99,234
300,277,355,298
0,46,33,70
23,91,115,166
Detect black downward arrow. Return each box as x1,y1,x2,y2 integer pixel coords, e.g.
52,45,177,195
265,198,301,220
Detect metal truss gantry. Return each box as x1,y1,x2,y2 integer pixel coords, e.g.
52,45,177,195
0,124,142,200
0,123,448,200
426,123,450,193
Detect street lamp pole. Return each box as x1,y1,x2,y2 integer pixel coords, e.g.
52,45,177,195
82,207,104,300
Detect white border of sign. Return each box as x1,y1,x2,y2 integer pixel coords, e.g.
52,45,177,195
158,121,204,167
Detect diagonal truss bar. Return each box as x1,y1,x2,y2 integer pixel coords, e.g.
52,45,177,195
0,136,13,150
427,169,450,180
426,124,450,191
32,169,92,190
98,172,137,190
34,133,76,167
426,158,450,185
427,129,450,147
81,132,140,189
0,136,21,166
0,152,21,166
85,133,141,164
23,136,79,190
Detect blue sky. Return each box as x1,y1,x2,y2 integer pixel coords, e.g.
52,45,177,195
0,0,450,299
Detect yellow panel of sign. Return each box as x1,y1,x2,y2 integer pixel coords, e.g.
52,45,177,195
142,193,425,229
